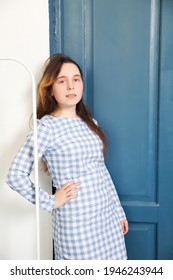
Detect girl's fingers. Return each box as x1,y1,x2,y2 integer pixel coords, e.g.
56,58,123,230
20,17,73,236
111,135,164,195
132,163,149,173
66,187,80,197
122,220,128,235
62,180,75,190
66,183,80,192
66,193,78,201
63,181,80,190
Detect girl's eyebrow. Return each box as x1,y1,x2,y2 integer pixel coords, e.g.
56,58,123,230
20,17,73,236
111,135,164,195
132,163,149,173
57,74,81,80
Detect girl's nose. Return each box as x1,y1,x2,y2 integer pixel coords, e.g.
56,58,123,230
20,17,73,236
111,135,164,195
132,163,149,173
67,80,74,90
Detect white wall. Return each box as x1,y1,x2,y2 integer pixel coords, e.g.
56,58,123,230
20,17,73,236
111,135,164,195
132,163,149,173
0,0,52,259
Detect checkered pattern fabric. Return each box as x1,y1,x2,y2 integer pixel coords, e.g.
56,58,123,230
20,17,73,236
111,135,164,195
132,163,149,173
7,115,127,259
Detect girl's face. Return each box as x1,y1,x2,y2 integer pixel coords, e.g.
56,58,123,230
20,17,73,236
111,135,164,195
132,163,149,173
51,62,83,113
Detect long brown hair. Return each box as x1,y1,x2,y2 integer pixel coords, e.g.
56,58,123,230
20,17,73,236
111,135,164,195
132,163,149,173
37,54,107,171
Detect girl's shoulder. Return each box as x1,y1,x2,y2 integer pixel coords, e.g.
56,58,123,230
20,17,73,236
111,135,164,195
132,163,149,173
38,114,65,132
39,114,61,126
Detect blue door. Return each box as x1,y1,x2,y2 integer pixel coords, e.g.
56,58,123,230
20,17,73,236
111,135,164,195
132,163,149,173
49,0,173,260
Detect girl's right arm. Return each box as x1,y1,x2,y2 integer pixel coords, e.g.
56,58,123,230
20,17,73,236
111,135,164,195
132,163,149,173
6,119,55,212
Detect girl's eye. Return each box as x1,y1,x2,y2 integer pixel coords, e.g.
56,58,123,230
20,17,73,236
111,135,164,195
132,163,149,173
58,80,66,84
74,78,81,82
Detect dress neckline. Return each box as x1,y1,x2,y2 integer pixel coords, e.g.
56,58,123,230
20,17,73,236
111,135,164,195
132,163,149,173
49,114,82,121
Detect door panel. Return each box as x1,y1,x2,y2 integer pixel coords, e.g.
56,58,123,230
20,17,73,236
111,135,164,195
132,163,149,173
92,0,153,202
126,223,156,260
49,0,173,259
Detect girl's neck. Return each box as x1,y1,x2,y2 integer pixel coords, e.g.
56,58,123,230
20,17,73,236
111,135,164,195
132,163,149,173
52,108,79,118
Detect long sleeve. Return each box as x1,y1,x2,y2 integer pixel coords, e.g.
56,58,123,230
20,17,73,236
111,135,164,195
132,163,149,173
6,119,55,213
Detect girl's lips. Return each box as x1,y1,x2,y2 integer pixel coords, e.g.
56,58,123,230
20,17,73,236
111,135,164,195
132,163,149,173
66,94,77,98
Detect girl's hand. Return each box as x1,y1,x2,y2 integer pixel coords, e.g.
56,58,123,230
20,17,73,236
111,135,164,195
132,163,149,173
120,219,129,235
54,180,80,209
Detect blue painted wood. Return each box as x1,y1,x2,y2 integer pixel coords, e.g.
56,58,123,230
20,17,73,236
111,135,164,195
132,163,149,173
125,223,156,260
123,202,159,223
49,0,63,54
148,0,160,203
49,0,173,260
92,0,152,202
158,0,173,260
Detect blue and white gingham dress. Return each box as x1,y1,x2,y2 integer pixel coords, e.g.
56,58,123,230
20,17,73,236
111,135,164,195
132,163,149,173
7,115,127,260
